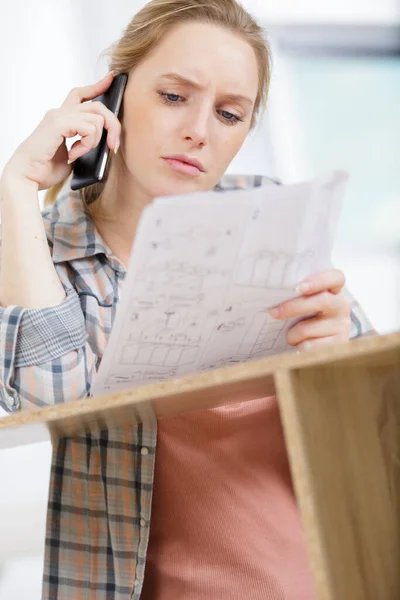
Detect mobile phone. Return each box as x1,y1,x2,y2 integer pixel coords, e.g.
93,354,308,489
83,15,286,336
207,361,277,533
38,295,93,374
70,72,128,191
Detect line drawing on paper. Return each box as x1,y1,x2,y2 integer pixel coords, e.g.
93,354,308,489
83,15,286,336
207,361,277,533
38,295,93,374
120,341,200,367
118,306,219,369
150,222,235,244
235,250,314,289
197,307,287,371
237,312,285,357
134,261,229,299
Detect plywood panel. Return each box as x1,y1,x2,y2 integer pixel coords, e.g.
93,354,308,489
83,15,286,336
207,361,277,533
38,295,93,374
0,331,398,449
276,350,400,600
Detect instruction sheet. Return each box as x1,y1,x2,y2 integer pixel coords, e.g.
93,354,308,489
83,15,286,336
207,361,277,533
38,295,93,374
92,170,347,396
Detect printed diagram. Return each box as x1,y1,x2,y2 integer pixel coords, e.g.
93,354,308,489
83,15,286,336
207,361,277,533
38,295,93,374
103,367,180,390
198,308,287,371
235,250,314,289
134,261,229,302
237,311,285,357
118,306,217,368
103,370,144,390
120,340,199,368
94,178,341,396
151,220,235,245
148,217,224,250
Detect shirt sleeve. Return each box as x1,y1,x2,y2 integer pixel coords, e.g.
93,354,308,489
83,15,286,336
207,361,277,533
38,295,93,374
343,285,378,339
0,284,98,413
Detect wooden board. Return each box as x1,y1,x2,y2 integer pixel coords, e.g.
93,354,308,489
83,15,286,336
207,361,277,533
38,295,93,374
0,331,398,449
276,346,400,600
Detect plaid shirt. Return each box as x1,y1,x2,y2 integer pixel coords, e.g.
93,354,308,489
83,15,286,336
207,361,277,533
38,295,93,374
0,174,375,599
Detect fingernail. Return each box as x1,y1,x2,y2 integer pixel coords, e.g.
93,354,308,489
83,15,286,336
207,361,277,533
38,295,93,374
67,159,73,165
268,307,281,319
114,138,120,155
296,282,311,294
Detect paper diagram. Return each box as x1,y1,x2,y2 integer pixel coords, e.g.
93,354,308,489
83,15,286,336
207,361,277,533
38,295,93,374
197,307,287,371
120,341,198,368
92,171,345,397
133,260,230,302
152,222,234,243
101,300,288,389
103,368,178,390
235,249,315,289
237,311,286,356
120,314,202,368
119,305,215,368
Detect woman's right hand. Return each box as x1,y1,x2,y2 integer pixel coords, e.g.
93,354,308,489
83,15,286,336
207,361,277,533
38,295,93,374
2,71,121,191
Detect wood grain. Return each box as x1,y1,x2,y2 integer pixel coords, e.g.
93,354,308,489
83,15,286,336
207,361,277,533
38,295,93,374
276,349,400,600
0,331,398,449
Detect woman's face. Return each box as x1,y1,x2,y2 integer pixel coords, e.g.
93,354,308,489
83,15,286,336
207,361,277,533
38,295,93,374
119,21,260,199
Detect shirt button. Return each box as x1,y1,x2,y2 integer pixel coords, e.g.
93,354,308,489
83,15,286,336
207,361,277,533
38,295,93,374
5,395,15,408
140,518,146,527
140,447,149,456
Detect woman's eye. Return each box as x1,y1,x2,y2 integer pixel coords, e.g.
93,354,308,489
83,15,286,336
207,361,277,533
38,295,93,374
159,92,184,104
219,110,242,124
158,92,243,125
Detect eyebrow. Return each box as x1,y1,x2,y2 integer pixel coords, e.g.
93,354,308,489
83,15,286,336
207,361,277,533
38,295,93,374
158,72,255,108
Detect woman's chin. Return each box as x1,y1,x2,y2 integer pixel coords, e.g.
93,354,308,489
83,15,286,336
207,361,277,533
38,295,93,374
150,178,204,198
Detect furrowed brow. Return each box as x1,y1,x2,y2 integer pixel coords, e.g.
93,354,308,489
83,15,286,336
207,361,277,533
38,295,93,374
158,72,254,107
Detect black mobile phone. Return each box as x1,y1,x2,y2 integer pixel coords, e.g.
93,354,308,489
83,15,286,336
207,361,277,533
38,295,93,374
70,72,128,191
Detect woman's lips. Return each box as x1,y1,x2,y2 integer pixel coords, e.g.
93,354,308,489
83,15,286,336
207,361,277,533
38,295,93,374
163,157,202,176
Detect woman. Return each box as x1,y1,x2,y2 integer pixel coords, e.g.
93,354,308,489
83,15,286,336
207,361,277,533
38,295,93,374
0,1,374,598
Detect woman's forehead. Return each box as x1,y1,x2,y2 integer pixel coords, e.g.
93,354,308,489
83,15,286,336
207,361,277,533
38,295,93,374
139,23,259,95
158,21,257,62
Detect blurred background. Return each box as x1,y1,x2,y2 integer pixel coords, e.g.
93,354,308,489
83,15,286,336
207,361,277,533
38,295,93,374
0,0,399,597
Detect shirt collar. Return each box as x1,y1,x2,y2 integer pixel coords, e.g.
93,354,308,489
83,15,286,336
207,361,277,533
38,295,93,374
48,174,279,267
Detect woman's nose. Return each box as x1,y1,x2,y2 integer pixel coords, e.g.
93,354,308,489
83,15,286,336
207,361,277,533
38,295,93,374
182,106,211,146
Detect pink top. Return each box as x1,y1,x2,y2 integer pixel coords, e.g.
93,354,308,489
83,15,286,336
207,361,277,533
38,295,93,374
141,396,316,599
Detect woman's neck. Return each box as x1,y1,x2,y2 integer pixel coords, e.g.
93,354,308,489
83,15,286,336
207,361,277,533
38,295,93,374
92,159,153,269
92,214,135,270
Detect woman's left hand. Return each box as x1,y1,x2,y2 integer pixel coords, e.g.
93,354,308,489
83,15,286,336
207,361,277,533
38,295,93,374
268,269,352,350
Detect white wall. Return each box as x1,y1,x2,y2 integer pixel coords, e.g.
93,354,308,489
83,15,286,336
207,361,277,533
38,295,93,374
247,0,400,23
0,2,84,584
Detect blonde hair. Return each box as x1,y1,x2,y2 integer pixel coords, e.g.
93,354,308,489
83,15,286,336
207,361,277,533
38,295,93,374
44,0,272,216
